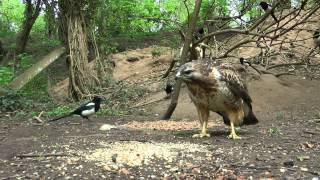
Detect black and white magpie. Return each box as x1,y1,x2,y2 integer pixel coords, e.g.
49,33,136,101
259,1,278,22
239,57,252,67
164,83,174,95
313,29,320,48
48,96,102,122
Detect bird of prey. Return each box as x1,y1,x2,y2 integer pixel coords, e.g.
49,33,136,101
259,1,278,22
176,60,258,139
313,29,320,48
48,96,102,122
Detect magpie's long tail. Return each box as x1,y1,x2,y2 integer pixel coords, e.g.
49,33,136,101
47,113,73,122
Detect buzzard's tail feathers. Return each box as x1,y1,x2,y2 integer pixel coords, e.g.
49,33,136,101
243,110,258,125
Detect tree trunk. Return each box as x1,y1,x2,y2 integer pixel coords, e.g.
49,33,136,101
15,0,42,56
0,39,4,62
44,0,57,39
162,0,202,119
59,0,96,101
9,47,65,91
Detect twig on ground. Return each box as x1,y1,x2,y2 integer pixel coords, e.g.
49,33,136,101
130,97,166,109
15,153,74,159
303,130,319,135
275,72,295,77
267,62,305,70
32,111,44,124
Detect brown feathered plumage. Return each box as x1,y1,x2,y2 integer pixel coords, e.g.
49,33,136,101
176,60,258,139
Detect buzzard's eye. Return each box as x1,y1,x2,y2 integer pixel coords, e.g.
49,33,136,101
184,70,193,75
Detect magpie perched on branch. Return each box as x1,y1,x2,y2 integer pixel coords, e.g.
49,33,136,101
239,57,252,67
259,1,278,22
48,96,102,122
313,29,320,48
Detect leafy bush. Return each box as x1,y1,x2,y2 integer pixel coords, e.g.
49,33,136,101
0,66,13,85
151,45,162,58
0,89,32,111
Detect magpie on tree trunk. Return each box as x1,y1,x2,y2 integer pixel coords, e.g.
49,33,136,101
48,96,102,122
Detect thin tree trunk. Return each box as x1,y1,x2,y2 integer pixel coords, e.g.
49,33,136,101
43,0,57,39
15,0,42,56
162,0,202,119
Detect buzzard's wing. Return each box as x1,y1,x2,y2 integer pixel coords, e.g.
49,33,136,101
218,64,252,105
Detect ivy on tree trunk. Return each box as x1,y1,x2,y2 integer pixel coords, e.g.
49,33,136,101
59,0,96,101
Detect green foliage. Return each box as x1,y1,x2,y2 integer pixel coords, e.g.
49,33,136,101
0,0,46,37
0,0,24,33
275,112,285,121
46,106,72,117
151,45,162,58
19,53,33,68
0,89,32,111
0,66,13,85
268,127,280,135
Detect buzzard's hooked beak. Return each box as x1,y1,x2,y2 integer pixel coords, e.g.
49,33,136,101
175,71,181,80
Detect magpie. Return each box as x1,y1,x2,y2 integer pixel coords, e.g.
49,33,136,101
164,83,174,95
194,27,205,40
259,1,278,22
48,96,102,122
313,29,320,48
239,57,252,67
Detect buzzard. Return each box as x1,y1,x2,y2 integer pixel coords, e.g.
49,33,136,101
176,60,258,139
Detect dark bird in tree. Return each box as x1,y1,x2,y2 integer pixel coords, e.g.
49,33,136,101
239,57,252,67
194,27,205,40
48,96,102,122
176,60,258,139
164,83,174,95
313,29,320,48
259,1,278,22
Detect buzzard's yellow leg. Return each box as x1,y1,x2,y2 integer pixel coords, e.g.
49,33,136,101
228,122,241,140
193,107,210,138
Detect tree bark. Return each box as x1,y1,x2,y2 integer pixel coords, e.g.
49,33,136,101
162,0,202,119
9,47,65,91
15,0,42,56
43,0,57,39
59,0,96,101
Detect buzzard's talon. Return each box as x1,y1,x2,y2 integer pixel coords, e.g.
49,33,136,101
228,133,242,140
192,133,211,138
